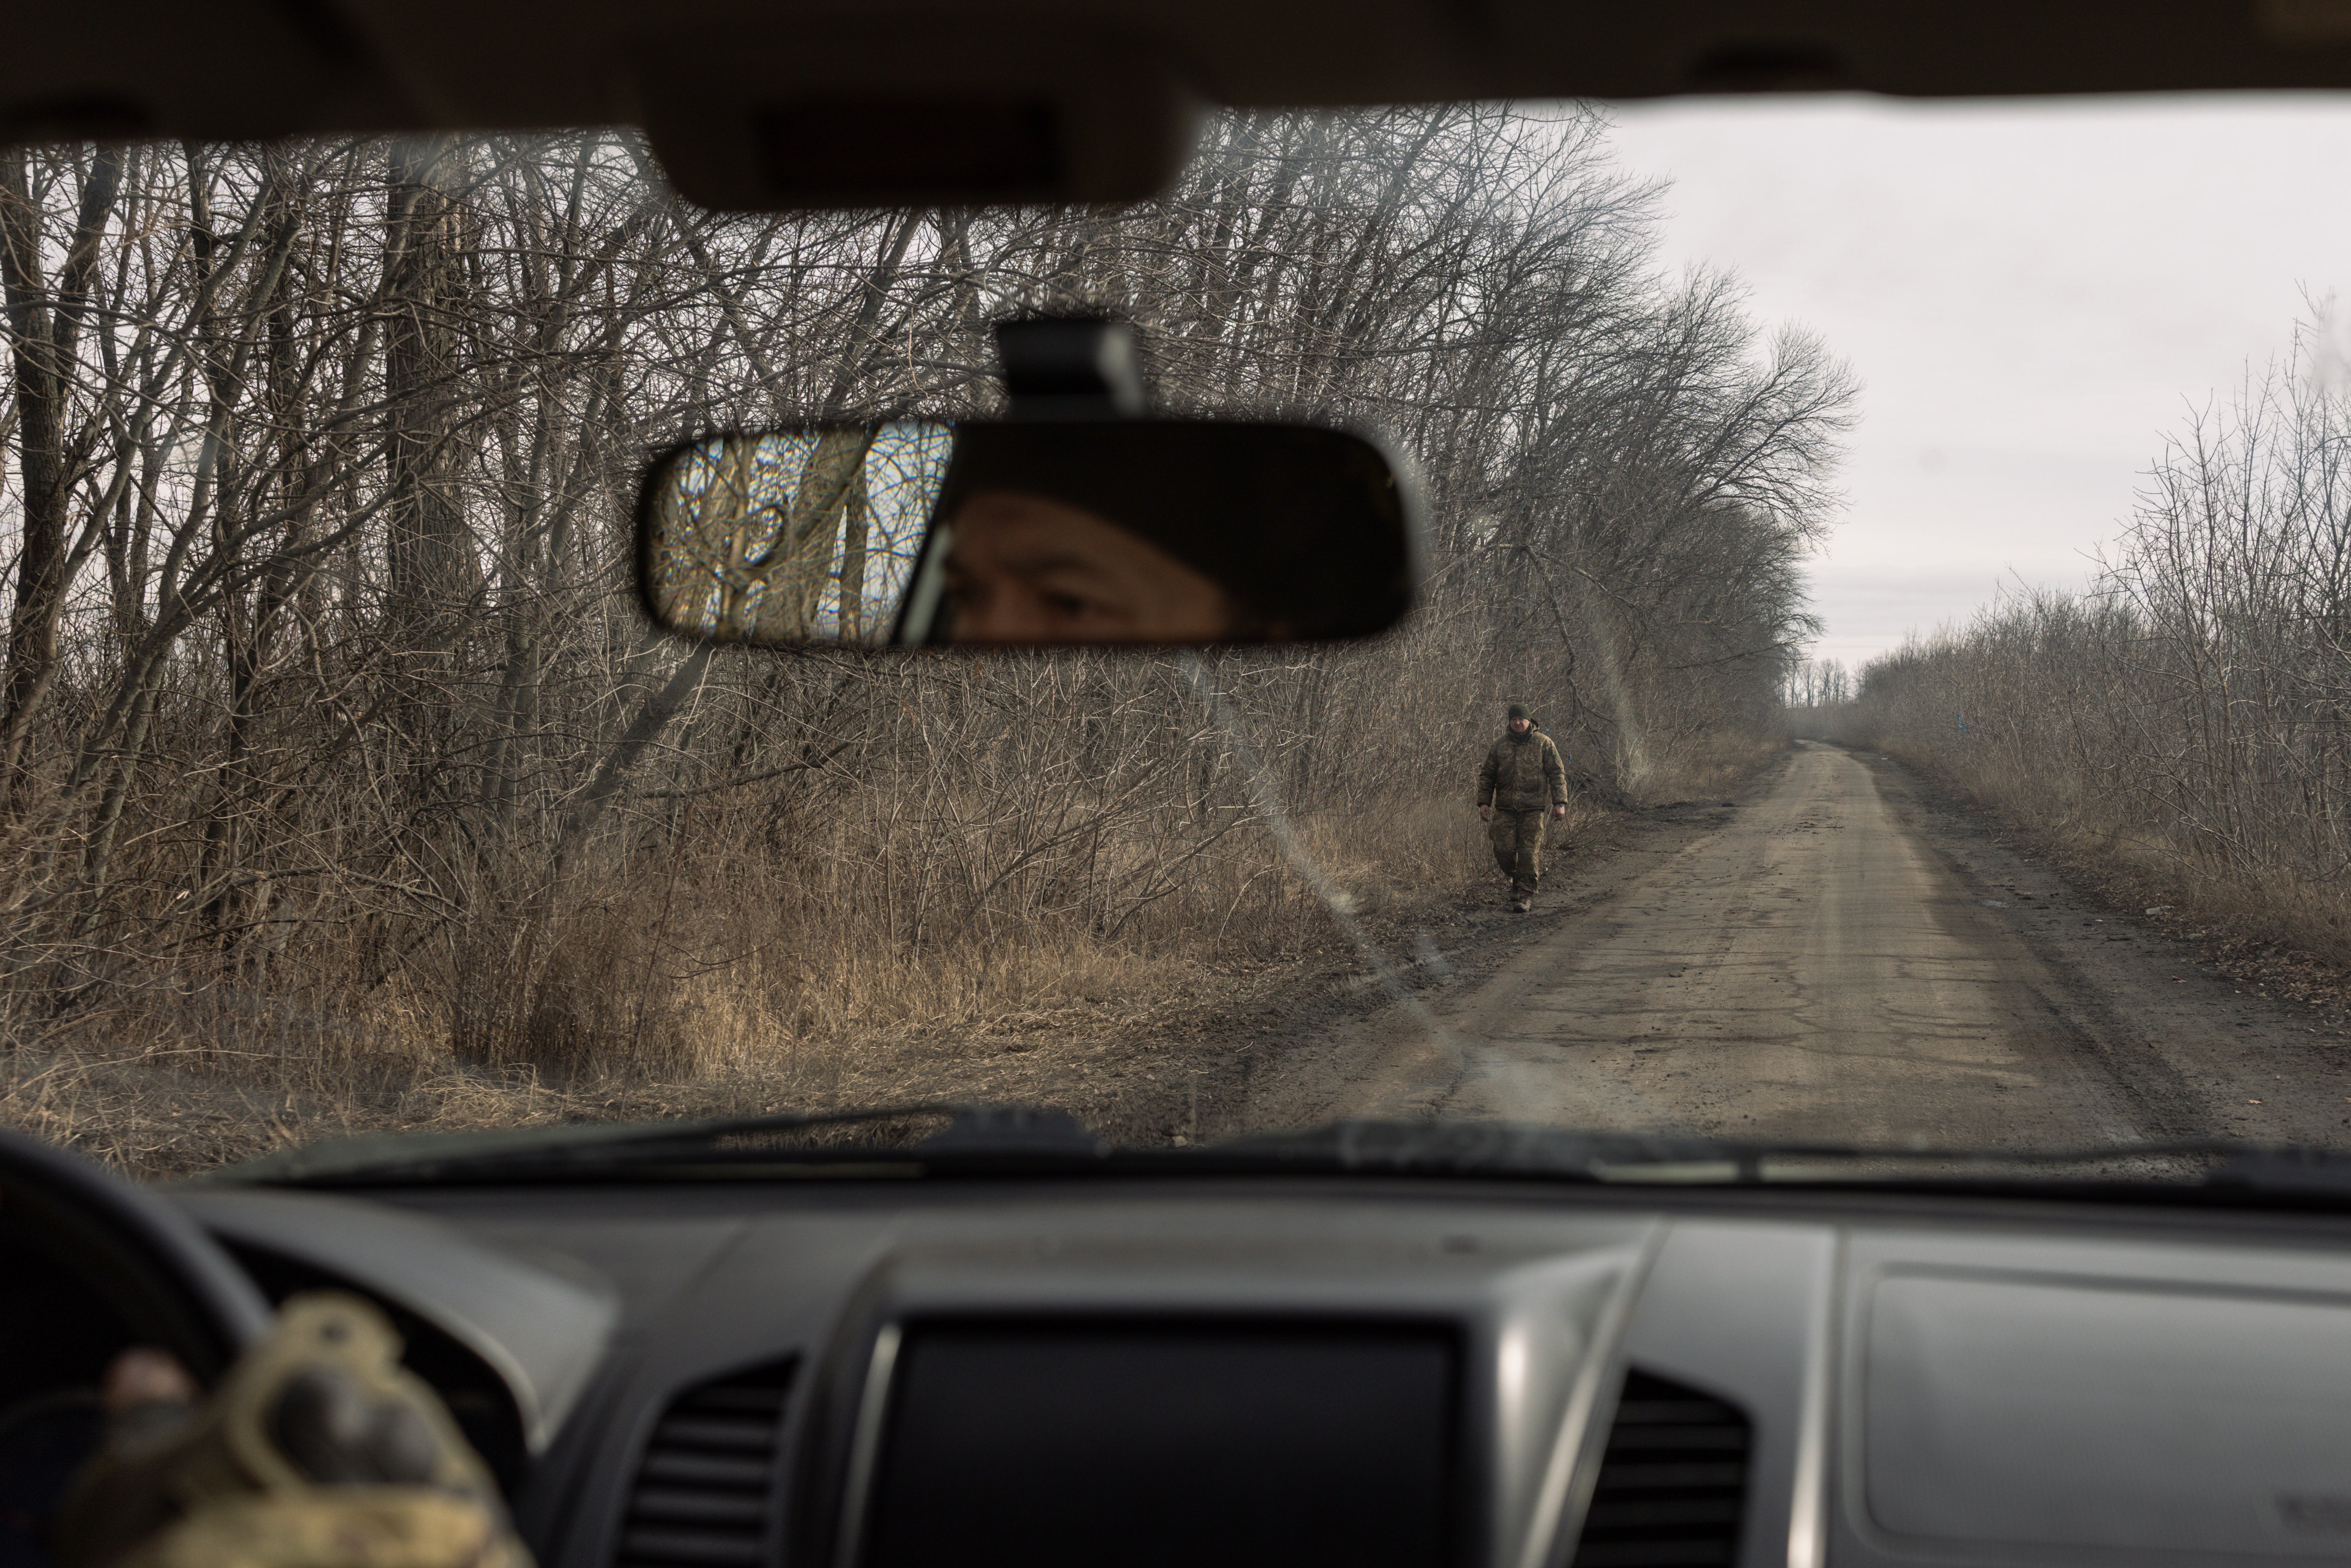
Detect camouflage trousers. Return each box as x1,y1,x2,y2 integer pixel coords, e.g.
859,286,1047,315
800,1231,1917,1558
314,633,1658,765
1487,808,1550,897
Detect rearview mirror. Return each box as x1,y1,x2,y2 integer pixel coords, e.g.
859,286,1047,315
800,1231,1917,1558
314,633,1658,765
634,420,1419,648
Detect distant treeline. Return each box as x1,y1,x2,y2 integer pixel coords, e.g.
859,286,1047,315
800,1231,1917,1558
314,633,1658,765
1798,327,2351,955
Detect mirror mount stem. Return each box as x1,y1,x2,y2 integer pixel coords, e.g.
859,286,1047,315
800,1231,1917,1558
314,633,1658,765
994,316,1151,419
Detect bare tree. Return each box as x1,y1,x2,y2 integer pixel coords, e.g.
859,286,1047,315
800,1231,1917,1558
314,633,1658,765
0,112,1851,1092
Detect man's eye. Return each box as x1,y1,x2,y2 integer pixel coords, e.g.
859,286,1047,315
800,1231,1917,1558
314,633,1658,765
1043,591,1099,619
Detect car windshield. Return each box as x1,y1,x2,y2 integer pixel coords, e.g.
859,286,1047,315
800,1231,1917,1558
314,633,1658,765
5,97,2349,1180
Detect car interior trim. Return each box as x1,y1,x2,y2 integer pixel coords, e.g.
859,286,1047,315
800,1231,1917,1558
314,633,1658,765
176,1188,621,1451
830,1320,902,1568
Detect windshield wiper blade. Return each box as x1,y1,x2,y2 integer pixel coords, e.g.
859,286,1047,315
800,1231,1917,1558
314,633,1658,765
1211,1120,1740,1179
1210,1124,2285,1186
229,1112,1708,1189
2203,1144,2351,1198
209,1102,1106,1186
213,1107,2341,1198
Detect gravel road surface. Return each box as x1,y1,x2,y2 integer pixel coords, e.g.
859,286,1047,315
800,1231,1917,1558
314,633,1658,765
1245,742,2351,1150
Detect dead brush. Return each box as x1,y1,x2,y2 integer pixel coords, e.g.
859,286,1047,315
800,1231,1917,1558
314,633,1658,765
1633,731,1781,805
0,775,1641,1178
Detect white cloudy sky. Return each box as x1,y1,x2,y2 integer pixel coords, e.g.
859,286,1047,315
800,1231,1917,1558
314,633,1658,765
1598,94,2351,670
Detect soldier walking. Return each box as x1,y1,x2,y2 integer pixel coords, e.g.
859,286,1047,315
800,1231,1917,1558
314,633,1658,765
1477,702,1568,912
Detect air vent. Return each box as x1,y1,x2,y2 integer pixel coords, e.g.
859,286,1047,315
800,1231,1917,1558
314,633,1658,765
1569,1369,1751,1568
617,1357,797,1568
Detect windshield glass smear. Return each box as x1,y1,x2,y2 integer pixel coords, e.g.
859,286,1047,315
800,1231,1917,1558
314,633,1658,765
7,100,2351,1182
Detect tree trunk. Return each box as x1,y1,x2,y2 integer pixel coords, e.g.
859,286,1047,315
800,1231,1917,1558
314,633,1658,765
384,137,478,653
0,147,120,794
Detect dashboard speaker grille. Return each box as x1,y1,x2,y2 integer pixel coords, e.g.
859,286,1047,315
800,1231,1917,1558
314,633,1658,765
1569,1369,1751,1568
617,1357,797,1568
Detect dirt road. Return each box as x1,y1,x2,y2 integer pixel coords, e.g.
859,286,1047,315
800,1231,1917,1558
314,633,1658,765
1245,742,2351,1150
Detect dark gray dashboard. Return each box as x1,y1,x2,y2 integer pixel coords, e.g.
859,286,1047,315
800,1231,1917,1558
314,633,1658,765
163,1181,2351,1568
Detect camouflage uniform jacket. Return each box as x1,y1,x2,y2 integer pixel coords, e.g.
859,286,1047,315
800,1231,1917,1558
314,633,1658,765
1478,728,1568,812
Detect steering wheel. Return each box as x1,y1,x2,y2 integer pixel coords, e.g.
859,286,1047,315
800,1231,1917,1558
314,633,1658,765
0,1127,269,1384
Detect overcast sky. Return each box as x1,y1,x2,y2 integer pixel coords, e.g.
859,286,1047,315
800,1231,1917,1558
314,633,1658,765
1598,94,2351,671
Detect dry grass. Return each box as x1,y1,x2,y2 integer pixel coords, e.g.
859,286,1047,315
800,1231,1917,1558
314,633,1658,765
1796,702,2351,1017
1632,731,1780,807
1890,755,2351,978
0,708,1765,1181
0,940,1211,1179
0,788,1527,1179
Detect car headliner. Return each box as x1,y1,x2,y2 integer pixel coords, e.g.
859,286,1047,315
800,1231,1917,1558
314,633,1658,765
8,1,2351,207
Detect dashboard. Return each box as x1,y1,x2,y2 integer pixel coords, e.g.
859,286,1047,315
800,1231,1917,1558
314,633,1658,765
43,1179,2339,1568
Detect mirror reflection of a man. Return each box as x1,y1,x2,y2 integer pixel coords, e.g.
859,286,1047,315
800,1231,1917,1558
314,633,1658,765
920,423,1407,646
942,489,1252,643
